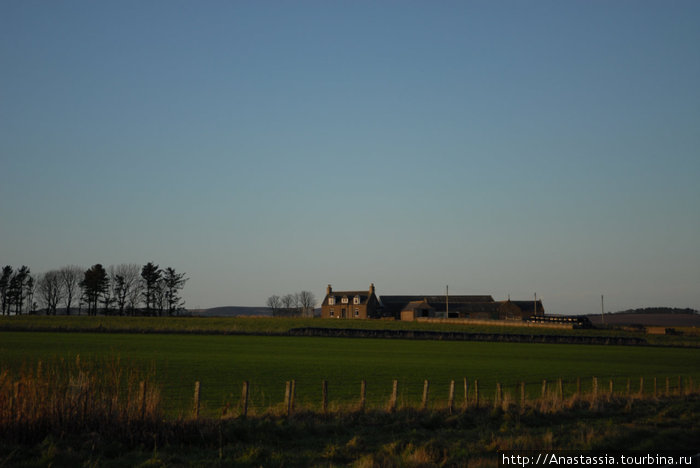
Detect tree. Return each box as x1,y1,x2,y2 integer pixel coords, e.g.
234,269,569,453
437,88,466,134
266,295,281,316
59,265,83,316
25,274,36,314
108,264,141,316
81,264,108,316
127,276,144,316
154,278,166,316
38,270,64,315
8,266,30,315
281,294,295,316
298,291,316,317
163,267,188,316
141,262,161,316
0,266,13,315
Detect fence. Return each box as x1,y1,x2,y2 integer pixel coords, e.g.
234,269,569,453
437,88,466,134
189,375,698,419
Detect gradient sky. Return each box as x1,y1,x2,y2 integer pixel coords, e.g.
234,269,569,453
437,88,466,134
1,1,699,315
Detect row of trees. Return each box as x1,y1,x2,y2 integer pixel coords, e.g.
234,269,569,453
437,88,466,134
0,265,33,316
0,263,188,316
266,291,316,317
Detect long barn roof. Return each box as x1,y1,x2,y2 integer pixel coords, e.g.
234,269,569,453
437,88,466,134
379,295,495,313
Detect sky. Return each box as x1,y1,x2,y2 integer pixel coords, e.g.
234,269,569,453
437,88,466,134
1,1,699,315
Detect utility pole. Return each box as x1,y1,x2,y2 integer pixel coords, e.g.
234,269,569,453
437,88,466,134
534,292,537,315
446,285,449,318
601,295,605,326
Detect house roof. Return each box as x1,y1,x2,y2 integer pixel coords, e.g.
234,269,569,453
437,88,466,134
402,300,434,312
380,295,495,314
510,300,544,313
323,290,376,306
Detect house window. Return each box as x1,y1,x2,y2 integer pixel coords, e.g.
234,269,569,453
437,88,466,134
354,308,359,317
341,297,348,304
330,308,334,317
353,296,360,305
328,296,335,305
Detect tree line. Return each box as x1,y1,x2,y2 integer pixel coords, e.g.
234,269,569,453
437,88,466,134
266,291,316,317
0,263,187,317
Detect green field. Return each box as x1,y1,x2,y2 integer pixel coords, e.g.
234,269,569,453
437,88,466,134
1,331,699,417
2,315,698,346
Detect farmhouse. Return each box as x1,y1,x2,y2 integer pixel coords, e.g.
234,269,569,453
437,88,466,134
321,284,545,321
320,284,381,319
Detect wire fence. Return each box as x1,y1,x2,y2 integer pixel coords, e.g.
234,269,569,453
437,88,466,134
177,375,698,419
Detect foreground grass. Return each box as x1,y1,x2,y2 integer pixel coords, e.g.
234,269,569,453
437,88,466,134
2,395,698,467
1,332,699,418
1,315,699,346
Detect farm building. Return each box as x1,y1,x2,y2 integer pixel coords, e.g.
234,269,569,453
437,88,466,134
320,284,544,321
320,284,382,319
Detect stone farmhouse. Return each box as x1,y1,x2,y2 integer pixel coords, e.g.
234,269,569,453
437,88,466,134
320,284,544,321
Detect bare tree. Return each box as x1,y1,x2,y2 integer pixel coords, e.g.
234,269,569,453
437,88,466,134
298,291,316,317
266,295,281,316
127,277,144,315
109,264,141,316
59,265,83,315
281,294,295,315
38,270,65,315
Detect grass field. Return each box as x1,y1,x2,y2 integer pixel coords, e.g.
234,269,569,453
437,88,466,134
2,315,699,347
2,331,699,418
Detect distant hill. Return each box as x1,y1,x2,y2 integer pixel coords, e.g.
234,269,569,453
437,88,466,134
192,306,273,317
610,307,698,315
587,309,700,327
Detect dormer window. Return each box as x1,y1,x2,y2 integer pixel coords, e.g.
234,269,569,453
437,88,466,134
328,296,335,305
341,296,349,304
353,295,360,305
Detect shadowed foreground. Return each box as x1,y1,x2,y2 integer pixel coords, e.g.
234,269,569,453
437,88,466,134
1,361,699,467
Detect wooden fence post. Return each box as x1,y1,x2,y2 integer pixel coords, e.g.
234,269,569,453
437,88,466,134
284,381,291,416
474,380,479,408
447,380,455,414
463,378,469,410
609,379,614,396
541,379,547,399
558,378,564,400
321,380,328,413
388,380,398,412
360,380,366,411
592,377,598,398
290,380,296,414
193,381,201,419
639,377,644,396
421,380,430,410
241,381,249,418
494,382,502,408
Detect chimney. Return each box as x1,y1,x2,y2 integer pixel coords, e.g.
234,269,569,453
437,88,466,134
327,284,332,295
369,283,375,295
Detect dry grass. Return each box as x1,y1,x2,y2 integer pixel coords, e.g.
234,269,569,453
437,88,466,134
0,357,161,442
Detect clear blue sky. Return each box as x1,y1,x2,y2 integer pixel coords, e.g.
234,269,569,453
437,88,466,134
1,1,699,315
